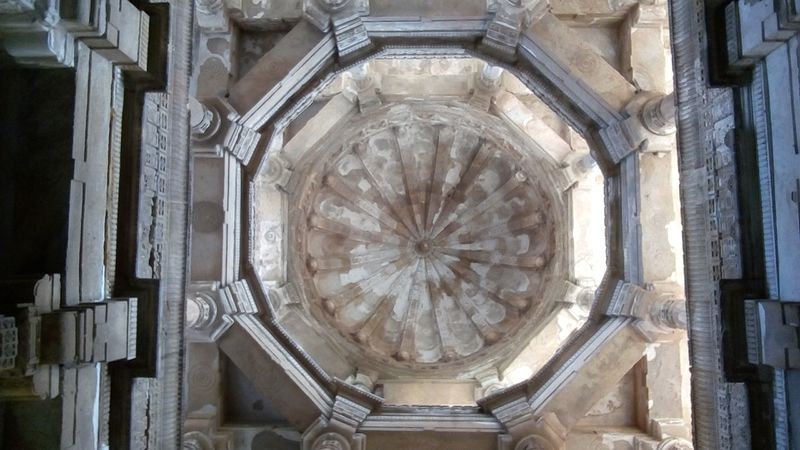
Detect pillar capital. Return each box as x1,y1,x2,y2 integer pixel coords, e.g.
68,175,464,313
189,97,222,142
481,0,549,61
346,63,381,113
470,64,504,111
608,281,687,341
622,91,677,153
303,0,371,59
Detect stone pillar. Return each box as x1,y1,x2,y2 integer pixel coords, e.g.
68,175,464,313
608,281,687,341
186,292,218,331
189,97,221,142
195,0,228,32
640,93,676,136
621,91,677,153
470,64,504,111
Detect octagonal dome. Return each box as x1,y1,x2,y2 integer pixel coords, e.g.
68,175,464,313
289,103,565,371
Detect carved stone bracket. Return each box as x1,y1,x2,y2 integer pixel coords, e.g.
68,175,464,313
481,0,549,62
475,367,506,398
303,0,371,60
744,300,800,369
0,275,137,402
608,281,687,341
301,381,382,450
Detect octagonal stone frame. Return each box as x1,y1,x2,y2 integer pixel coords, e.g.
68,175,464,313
222,13,644,435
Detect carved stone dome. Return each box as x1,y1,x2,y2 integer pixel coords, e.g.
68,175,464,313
289,103,566,372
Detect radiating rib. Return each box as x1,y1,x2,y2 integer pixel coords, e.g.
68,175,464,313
393,126,428,235
425,127,474,232
440,213,543,245
348,259,420,336
423,126,442,231
437,248,544,269
326,257,412,308
308,214,406,247
354,144,420,239
432,174,525,240
323,175,416,240
421,259,448,357
442,257,529,312
393,258,428,359
315,247,407,271
427,254,502,339
427,141,493,237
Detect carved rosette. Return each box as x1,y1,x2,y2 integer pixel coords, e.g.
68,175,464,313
312,432,351,450
290,104,564,372
515,434,554,450
656,437,693,450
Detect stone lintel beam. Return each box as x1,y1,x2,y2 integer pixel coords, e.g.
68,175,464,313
229,20,335,129
493,91,573,164
524,14,637,112
640,340,693,440
529,321,646,431
218,315,334,430
281,93,358,168
481,0,550,62
608,281,687,341
620,3,670,93
481,319,645,439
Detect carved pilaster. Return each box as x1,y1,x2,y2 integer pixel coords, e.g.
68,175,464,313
347,63,381,113
481,0,549,62
470,64,504,111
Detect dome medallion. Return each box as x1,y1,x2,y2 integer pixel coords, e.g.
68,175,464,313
291,104,562,372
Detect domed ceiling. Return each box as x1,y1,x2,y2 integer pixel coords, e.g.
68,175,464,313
290,104,563,371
